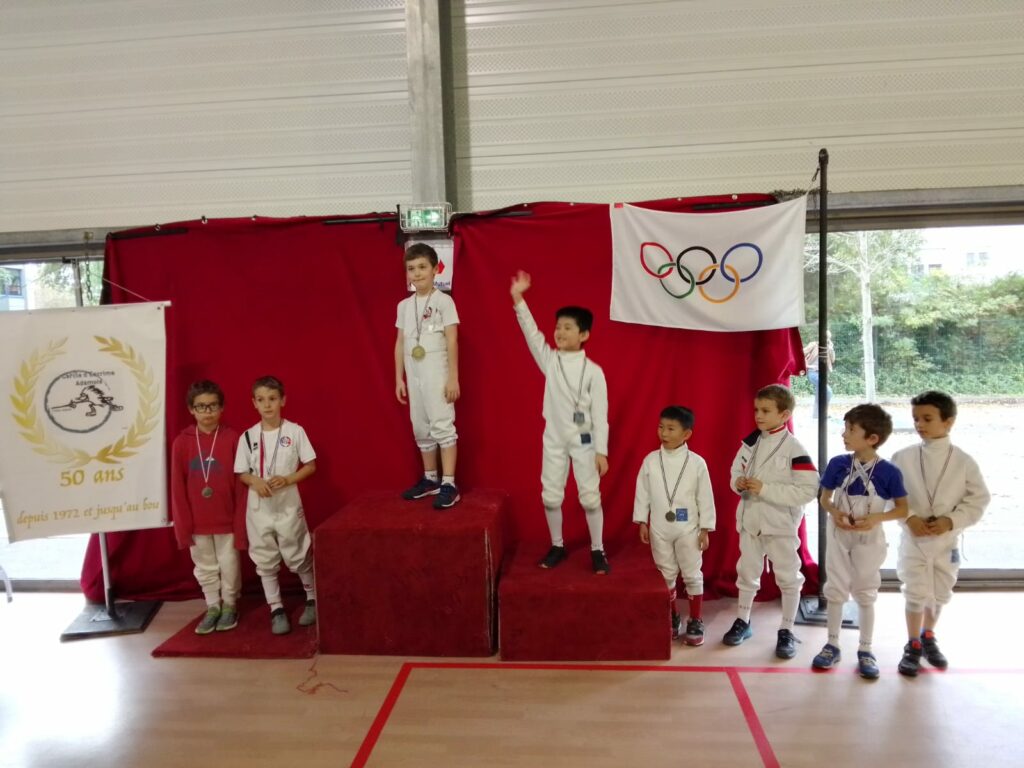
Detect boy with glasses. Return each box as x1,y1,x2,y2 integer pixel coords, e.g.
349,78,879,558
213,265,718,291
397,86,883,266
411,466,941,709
170,381,247,634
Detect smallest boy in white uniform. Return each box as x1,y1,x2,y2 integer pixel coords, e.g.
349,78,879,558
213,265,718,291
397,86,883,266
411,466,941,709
510,270,611,575
812,404,908,679
633,406,715,646
891,390,989,677
235,376,317,635
395,242,462,509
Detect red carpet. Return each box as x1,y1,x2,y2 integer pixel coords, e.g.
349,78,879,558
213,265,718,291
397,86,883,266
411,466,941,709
151,596,317,659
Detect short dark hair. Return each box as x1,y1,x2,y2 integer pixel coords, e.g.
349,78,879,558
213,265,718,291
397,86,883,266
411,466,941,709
404,242,439,267
555,306,593,334
660,405,694,430
911,390,957,420
252,375,285,397
843,403,893,447
186,380,223,408
756,384,796,413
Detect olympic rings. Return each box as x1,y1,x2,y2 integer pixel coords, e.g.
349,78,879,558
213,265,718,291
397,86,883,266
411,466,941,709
639,241,763,303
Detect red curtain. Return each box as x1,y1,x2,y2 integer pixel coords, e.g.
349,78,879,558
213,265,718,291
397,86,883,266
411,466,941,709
84,199,817,603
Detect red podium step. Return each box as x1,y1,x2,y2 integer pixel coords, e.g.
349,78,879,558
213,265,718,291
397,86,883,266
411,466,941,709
314,490,505,656
499,543,671,661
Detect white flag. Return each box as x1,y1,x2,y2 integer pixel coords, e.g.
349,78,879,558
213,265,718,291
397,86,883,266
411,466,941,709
0,303,168,542
610,196,806,332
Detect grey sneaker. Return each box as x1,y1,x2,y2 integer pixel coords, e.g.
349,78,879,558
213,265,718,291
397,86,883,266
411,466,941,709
195,606,220,635
216,605,238,632
270,607,291,635
298,600,317,627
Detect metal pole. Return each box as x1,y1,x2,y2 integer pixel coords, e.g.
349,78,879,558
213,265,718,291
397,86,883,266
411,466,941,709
817,148,829,609
98,532,119,619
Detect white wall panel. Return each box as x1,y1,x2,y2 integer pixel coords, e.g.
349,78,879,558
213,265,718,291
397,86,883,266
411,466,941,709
452,0,1024,209
0,0,409,231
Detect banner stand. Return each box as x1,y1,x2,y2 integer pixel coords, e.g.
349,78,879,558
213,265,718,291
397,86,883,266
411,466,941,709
61,532,161,641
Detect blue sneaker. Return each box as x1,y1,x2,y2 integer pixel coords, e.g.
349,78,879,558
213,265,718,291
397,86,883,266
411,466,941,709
723,618,752,646
857,651,880,680
402,476,441,500
433,483,461,509
812,643,841,670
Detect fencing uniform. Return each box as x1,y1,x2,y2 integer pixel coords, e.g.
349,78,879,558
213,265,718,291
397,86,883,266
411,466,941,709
729,426,818,625
234,420,317,608
170,424,246,607
891,437,989,612
397,289,459,452
820,455,906,609
633,444,716,595
515,300,608,549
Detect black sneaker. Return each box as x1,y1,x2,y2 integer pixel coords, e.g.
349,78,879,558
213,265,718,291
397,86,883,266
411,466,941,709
590,550,610,575
401,477,441,500
775,628,799,659
683,618,705,647
920,630,949,669
538,545,567,569
433,483,461,509
722,618,752,646
898,639,923,677
671,612,682,640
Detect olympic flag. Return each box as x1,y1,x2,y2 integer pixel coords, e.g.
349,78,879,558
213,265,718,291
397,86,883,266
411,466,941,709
0,303,168,542
610,196,807,332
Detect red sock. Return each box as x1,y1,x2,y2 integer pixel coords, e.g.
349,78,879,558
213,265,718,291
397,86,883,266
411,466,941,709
689,594,703,621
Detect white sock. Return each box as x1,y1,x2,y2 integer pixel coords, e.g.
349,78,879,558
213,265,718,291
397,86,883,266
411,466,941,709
584,506,604,551
544,506,564,547
780,590,799,631
261,574,282,608
425,470,439,481
442,475,455,486
857,603,875,651
826,600,843,646
299,569,315,601
738,590,755,623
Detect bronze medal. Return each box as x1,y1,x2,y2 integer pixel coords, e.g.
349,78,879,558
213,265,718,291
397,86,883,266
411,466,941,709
665,511,675,522
411,345,426,360
202,486,213,499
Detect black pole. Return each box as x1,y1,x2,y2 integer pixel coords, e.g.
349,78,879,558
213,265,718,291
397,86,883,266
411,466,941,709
817,148,829,609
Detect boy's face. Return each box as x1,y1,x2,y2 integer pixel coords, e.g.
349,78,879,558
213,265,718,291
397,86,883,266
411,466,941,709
658,418,692,450
912,404,954,440
554,316,589,351
188,393,223,433
754,398,789,432
253,386,285,425
842,421,879,455
405,256,438,293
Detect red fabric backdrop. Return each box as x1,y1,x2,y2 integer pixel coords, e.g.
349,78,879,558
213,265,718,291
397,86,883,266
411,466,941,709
84,198,818,602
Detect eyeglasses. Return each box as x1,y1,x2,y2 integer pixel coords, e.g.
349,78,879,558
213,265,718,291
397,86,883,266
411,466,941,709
192,403,222,413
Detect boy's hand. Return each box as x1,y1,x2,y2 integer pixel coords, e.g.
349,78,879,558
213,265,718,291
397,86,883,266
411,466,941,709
395,380,407,405
698,530,710,551
510,270,531,302
595,453,609,476
743,478,763,495
252,478,273,498
906,515,931,537
268,475,289,491
925,515,953,535
445,377,461,403
853,513,880,531
638,522,649,544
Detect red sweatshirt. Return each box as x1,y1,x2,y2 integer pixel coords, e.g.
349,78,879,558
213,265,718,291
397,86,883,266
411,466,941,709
170,424,247,550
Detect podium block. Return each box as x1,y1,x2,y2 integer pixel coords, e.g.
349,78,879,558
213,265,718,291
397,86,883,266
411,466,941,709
499,543,670,661
315,491,505,656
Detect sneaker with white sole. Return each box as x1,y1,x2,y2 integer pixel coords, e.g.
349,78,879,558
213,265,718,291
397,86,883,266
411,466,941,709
683,618,705,646
270,607,291,635
920,630,948,669
898,639,923,677
298,600,317,627
433,483,461,509
857,651,880,680
812,643,841,670
195,606,220,635
402,477,441,500
215,605,238,632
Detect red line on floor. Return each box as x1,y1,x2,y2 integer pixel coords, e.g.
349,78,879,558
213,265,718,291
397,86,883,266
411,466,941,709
727,668,780,768
350,662,413,768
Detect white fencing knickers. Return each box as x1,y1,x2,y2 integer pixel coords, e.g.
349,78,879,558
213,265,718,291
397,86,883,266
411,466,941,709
649,524,703,595
897,530,960,613
407,350,457,452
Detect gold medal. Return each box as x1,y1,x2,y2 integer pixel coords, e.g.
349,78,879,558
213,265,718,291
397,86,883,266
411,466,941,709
202,486,214,499
411,345,426,360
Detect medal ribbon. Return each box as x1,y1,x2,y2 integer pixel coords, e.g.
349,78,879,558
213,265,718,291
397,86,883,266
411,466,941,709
556,354,587,417
919,444,954,516
194,427,219,487
658,447,691,518
260,426,282,479
413,289,435,349
744,430,788,482
838,457,877,515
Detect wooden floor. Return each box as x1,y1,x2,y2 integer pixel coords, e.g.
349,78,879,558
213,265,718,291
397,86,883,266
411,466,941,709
2,591,1023,768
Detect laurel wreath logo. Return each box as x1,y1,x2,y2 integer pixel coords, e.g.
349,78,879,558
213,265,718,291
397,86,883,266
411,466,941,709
10,336,161,468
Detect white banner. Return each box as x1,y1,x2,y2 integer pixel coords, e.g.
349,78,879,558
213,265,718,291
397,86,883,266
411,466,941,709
610,196,807,332
0,303,168,542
